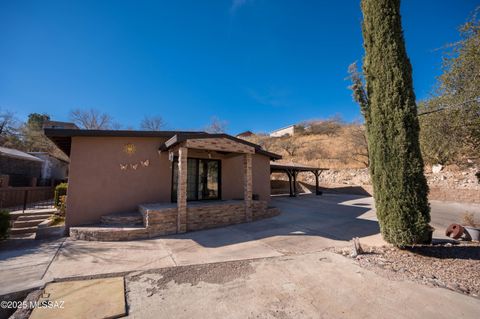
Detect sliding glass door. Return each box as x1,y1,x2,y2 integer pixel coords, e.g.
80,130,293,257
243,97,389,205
172,158,221,201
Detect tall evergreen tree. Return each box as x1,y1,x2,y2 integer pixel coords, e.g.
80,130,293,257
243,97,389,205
360,0,430,246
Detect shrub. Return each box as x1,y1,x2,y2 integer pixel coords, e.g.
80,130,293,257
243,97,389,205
54,183,68,208
361,0,430,246
0,210,10,239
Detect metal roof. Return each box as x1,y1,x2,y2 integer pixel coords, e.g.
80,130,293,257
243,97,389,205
0,147,44,162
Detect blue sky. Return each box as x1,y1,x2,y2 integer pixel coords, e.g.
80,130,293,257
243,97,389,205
0,0,477,134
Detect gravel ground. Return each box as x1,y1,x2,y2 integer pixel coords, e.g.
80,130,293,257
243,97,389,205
333,242,480,299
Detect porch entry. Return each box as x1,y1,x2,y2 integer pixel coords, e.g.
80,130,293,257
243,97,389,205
172,158,221,201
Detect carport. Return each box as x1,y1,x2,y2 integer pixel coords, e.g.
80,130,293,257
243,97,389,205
270,162,328,197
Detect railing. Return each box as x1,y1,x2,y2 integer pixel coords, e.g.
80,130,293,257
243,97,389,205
0,187,55,211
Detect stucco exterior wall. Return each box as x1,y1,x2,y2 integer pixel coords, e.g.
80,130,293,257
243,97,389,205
221,154,271,201
67,136,172,227
66,136,272,227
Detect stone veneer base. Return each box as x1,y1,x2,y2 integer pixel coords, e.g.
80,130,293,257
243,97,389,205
70,200,280,241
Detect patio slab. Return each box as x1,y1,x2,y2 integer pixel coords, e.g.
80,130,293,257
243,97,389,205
30,277,126,319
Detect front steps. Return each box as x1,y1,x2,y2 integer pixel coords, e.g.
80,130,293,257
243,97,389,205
9,211,55,239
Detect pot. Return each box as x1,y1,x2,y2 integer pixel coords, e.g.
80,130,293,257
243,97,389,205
463,226,480,241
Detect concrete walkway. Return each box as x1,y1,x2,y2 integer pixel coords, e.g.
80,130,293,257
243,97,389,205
1,194,479,295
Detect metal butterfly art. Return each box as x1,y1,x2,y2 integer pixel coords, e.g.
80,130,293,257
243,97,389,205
120,164,128,170
141,160,149,167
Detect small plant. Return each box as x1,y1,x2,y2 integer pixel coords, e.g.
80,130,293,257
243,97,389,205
54,183,68,208
58,195,67,217
49,215,65,226
462,212,478,227
0,210,10,240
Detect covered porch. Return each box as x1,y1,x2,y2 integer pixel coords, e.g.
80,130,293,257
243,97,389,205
159,133,259,233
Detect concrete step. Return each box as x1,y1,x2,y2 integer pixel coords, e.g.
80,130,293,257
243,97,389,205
100,211,143,226
9,226,37,235
16,214,52,221
13,218,47,228
69,223,176,241
9,233,36,240
9,209,56,219
70,225,149,241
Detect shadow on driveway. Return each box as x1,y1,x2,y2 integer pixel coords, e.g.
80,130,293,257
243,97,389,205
169,193,380,248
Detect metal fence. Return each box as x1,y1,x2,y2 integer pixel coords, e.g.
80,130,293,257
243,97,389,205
0,187,55,211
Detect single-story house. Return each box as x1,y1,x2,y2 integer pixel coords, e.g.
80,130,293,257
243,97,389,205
45,128,282,241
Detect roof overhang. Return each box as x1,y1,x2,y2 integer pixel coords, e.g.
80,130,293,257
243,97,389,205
44,129,281,160
160,133,282,160
44,128,205,156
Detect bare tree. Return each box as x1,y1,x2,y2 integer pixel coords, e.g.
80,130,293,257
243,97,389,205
277,137,303,157
205,116,228,133
140,116,165,131
346,124,369,167
0,110,18,136
69,109,114,129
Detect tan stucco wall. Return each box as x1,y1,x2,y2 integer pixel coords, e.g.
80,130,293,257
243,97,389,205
66,137,272,227
66,137,172,227
221,154,271,201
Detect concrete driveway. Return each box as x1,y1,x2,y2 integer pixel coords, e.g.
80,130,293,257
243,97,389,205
126,251,480,319
1,193,479,295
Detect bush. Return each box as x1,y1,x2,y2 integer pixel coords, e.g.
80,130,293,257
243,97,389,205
0,210,10,239
54,183,68,208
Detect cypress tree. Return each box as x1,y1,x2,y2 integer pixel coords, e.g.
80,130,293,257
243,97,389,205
360,0,431,246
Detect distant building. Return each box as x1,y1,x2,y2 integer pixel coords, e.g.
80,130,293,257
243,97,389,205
236,131,254,138
43,121,79,130
269,125,296,137
0,147,44,186
28,152,69,183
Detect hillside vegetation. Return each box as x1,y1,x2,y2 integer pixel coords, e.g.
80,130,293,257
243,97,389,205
243,119,369,169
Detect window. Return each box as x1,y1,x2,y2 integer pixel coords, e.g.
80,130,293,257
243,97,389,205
172,158,221,201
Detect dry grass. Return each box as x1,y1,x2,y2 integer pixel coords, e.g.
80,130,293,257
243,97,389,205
243,124,368,169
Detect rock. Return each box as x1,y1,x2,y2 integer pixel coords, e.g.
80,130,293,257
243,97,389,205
432,164,443,174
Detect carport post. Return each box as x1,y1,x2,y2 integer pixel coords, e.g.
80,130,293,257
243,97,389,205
287,170,293,197
314,170,320,195
292,171,297,197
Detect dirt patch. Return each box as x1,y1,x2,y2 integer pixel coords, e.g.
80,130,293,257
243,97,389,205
127,259,256,296
333,242,480,298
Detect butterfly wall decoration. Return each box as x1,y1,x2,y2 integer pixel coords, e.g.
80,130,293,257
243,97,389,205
120,159,150,171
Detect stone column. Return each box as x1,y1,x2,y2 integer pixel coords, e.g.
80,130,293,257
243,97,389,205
243,153,253,222
177,147,188,233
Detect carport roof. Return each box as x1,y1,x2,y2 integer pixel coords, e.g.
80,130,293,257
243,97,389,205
270,161,328,173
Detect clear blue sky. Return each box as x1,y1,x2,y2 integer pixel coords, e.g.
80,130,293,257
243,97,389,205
0,0,477,134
